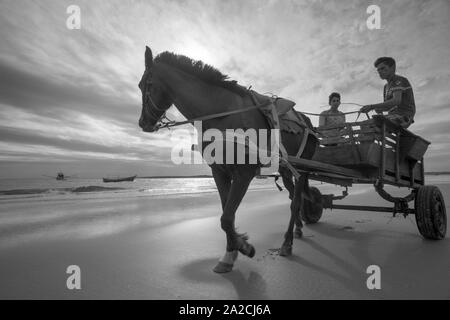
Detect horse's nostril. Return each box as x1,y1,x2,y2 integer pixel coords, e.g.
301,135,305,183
141,124,155,132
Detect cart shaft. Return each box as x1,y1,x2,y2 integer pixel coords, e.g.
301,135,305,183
329,204,415,215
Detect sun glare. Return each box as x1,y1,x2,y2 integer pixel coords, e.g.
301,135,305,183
178,42,216,66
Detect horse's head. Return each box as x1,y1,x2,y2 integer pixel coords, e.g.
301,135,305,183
138,46,173,132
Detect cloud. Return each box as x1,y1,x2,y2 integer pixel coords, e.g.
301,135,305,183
0,104,175,160
0,59,140,126
0,0,449,176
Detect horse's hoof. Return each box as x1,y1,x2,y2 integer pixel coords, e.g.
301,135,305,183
213,262,234,273
294,228,303,239
279,245,292,257
239,243,256,258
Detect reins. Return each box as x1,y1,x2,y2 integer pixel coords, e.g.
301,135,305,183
295,103,365,116
155,101,369,130
156,100,273,130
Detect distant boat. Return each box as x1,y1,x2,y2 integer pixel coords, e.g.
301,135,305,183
103,175,137,183
43,172,76,181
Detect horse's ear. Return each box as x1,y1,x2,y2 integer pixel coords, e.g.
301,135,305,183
145,46,153,69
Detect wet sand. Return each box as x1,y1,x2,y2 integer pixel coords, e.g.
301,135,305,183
0,183,449,299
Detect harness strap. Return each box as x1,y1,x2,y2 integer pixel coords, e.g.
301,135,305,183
158,100,272,129
251,92,301,180
295,128,310,158
280,157,301,180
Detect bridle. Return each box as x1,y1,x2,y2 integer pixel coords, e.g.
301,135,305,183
141,71,173,127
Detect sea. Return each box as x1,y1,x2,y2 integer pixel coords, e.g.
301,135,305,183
0,177,276,202
1,174,449,202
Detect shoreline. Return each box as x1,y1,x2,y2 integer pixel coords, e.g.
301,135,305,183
0,183,449,299
0,184,279,204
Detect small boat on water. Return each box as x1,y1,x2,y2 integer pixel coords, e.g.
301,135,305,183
103,175,137,183
43,172,76,181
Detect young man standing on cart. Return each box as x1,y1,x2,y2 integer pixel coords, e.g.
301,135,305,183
360,57,416,129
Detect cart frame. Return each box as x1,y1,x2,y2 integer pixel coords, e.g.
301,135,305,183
286,115,446,239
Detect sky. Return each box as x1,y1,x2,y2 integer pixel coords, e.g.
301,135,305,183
0,0,449,178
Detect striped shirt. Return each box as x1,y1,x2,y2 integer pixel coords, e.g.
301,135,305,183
319,109,345,127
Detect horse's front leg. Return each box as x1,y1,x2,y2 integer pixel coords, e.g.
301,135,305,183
211,166,236,273
211,164,231,212
213,165,257,273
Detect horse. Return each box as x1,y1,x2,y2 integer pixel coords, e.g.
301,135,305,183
138,46,318,273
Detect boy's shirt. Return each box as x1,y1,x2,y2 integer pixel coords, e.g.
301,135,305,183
383,74,416,119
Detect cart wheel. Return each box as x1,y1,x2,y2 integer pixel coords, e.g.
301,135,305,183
302,186,323,224
415,186,447,240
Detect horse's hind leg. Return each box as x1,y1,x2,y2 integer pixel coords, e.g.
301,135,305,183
295,174,312,238
294,180,306,239
280,167,303,239
280,166,303,238
294,216,304,238
279,166,294,200
280,175,305,256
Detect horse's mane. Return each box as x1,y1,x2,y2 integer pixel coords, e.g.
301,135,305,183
154,51,248,96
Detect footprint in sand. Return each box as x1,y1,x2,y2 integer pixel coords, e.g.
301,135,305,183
341,226,354,231
259,248,280,260
258,234,315,261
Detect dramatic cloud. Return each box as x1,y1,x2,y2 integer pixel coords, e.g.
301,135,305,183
0,0,449,177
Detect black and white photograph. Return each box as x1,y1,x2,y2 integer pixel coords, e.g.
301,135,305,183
0,0,449,304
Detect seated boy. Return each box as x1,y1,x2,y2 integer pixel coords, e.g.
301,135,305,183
360,57,416,128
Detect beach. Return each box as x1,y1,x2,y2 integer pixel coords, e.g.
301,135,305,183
0,178,449,300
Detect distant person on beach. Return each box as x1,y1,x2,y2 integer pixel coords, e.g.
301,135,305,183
360,57,416,128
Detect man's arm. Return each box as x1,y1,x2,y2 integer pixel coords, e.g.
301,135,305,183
360,90,402,113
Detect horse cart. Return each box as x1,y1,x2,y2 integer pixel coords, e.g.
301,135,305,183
288,115,447,240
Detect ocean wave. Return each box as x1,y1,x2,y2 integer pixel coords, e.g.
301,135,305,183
0,186,125,196
0,188,56,196
71,186,124,193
